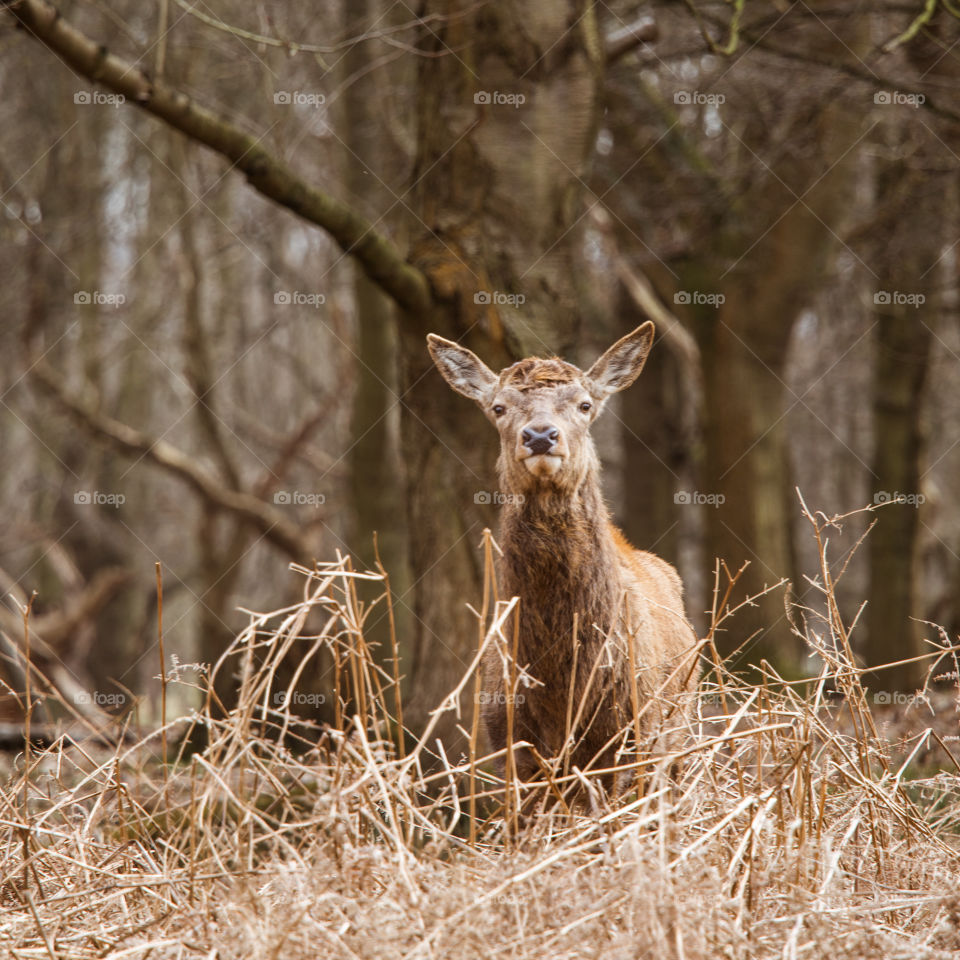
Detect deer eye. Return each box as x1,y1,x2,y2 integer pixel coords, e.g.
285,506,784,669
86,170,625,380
492,403,506,416
579,401,592,413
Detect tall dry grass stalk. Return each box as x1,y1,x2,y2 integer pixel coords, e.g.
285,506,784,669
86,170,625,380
1,501,959,958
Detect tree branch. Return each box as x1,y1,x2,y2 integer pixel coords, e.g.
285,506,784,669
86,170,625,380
30,360,311,560
605,17,658,64
684,5,960,125
5,0,433,315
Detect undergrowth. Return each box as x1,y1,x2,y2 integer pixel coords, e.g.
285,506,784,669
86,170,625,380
1,500,959,959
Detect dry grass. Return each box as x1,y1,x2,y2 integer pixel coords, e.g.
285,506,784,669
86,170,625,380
2,501,960,959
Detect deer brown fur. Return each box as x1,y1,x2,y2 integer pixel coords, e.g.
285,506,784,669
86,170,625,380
427,323,700,799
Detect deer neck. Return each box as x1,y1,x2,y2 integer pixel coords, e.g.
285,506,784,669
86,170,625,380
498,466,621,653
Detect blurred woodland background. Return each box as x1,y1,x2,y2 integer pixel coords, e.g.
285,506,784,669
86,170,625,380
1,0,959,740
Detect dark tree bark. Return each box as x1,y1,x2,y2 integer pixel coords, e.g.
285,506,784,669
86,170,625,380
867,307,931,689
343,0,412,651
866,151,936,690
863,18,954,690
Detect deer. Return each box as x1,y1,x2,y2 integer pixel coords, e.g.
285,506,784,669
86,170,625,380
427,322,700,808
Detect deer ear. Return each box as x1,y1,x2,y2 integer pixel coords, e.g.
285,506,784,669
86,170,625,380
426,334,499,402
585,322,655,399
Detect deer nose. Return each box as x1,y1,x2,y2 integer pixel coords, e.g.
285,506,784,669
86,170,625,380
522,425,560,456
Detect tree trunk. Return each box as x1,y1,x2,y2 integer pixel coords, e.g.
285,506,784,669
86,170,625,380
865,0,958,689
867,308,931,689
344,0,412,686
399,1,604,739
866,144,937,690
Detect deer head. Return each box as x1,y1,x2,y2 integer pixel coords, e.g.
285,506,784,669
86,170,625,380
427,323,655,497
